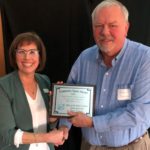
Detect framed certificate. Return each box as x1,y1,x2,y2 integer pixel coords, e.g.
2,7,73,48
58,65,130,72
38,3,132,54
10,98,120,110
50,84,95,117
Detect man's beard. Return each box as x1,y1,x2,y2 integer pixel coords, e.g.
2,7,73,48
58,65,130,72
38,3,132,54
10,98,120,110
97,36,114,53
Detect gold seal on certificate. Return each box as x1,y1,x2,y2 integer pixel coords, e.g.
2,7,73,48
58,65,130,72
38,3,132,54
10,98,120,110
50,84,95,117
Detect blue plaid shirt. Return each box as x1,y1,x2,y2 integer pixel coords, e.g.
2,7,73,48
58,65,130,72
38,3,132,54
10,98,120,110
59,39,150,147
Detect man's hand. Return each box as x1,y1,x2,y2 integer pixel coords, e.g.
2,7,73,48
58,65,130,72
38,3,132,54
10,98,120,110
68,111,93,128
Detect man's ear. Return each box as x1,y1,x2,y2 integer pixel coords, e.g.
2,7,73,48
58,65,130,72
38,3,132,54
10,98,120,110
125,22,130,37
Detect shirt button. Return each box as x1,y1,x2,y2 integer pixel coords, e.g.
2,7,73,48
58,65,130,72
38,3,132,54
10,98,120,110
103,89,106,92
101,105,104,108
105,72,109,76
100,135,103,139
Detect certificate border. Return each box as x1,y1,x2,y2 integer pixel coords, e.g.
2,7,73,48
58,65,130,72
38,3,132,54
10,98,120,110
50,84,95,117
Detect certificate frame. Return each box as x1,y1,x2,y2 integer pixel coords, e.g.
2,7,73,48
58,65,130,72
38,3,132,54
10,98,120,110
50,84,95,117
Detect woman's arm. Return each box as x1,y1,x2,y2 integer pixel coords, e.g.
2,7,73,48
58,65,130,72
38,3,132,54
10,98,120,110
22,129,64,146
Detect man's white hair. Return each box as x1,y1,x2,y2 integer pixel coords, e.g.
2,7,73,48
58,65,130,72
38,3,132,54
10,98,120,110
92,0,129,22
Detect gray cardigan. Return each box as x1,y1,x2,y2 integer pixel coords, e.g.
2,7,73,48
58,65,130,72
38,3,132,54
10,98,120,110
0,71,55,150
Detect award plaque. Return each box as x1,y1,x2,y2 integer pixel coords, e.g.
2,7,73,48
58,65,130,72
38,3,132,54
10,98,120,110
50,84,95,117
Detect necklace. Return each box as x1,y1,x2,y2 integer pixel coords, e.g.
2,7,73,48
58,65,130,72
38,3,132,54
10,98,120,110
27,82,37,99
19,73,38,99
22,80,37,99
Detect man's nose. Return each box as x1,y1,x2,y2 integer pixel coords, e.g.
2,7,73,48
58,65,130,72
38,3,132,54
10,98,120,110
101,26,110,35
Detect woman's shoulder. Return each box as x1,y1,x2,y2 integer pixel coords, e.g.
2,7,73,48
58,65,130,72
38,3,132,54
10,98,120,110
35,73,51,85
0,71,18,84
0,71,20,96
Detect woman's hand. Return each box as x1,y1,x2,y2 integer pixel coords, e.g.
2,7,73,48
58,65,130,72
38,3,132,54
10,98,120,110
56,81,64,84
46,128,65,146
59,125,69,141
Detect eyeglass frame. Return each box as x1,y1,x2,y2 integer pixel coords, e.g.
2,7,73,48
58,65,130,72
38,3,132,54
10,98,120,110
15,49,40,57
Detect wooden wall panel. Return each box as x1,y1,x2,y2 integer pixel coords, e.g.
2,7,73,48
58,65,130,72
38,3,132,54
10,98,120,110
0,10,6,77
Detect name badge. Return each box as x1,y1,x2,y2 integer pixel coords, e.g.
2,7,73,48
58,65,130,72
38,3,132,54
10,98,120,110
43,88,49,93
117,89,131,101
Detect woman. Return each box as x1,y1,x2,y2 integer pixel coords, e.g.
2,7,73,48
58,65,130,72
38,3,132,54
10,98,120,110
0,32,65,150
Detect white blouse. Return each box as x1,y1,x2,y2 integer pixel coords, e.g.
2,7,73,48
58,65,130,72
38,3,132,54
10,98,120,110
14,85,50,150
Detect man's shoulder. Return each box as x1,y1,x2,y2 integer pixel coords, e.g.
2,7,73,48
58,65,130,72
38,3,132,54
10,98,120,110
128,39,150,52
79,44,98,58
126,39,150,64
82,44,98,53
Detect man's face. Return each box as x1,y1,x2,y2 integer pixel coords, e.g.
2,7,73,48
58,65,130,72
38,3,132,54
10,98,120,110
93,5,129,57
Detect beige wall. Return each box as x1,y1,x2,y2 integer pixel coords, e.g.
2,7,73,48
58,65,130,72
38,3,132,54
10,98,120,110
0,10,6,77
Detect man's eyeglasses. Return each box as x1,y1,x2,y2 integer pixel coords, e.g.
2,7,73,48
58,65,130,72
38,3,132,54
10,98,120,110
16,49,39,57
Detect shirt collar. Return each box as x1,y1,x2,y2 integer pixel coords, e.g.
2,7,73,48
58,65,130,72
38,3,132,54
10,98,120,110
114,39,128,62
96,38,128,66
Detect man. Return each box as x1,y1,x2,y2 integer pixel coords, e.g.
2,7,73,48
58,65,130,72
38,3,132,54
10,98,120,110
59,0,150,149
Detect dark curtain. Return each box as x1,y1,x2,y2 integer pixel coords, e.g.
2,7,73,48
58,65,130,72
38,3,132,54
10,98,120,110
91,0,150,46
1,0,150,150
0,1,94,150
0,0,94,82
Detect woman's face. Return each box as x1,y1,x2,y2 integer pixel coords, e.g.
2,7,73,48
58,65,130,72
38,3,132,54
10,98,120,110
16,42,39,76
